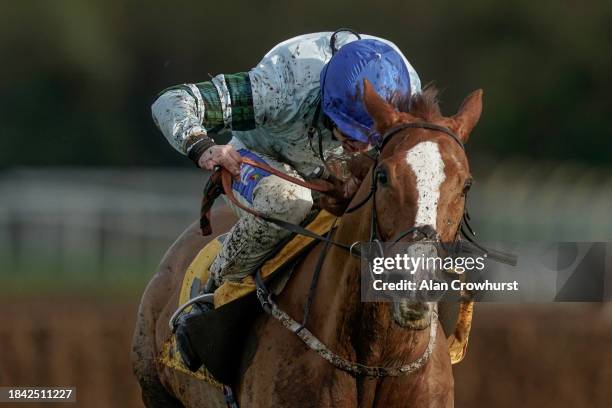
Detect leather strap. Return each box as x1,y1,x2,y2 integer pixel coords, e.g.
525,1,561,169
240,157,330,193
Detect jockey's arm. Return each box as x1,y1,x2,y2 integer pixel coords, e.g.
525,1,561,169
152,72,268,175
152,61,299,175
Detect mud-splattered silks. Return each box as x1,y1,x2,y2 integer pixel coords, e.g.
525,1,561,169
151,32,421,176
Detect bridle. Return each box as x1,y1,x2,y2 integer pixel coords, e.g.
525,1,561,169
343,122,515,266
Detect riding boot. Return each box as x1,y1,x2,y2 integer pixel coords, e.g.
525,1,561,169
174,276,217,372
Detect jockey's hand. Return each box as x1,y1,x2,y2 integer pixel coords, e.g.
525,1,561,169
198,145,242,179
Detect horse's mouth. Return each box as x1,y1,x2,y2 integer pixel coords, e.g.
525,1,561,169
387,237,443,329
391,300,434,330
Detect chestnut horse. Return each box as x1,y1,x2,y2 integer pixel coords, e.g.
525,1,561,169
131,80,482,407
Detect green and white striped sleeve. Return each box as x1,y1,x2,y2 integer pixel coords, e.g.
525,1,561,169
151,72,256,164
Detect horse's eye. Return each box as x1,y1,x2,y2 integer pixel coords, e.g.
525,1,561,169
462,178,473,195
377,168,389,186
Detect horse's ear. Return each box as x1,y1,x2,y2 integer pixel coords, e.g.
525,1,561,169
451,89,483,143
362,79,399,132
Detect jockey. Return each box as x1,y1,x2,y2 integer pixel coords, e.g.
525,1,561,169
152,30,421,293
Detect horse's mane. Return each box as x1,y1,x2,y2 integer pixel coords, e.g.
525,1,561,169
391,84,441,121
409,84,442,121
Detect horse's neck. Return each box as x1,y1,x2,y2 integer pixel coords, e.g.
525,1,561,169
335,170,374,245
302,184,373,345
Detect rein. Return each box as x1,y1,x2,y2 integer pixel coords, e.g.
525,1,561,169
220,159,357,254
238,157,330,193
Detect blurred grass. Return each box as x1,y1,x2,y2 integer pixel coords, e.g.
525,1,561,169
0,258,150,298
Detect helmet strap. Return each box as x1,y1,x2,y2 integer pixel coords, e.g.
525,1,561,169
311,29,362,165
330,28,362,55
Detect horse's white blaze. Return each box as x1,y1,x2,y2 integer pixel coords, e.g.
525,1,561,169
405,141,446,229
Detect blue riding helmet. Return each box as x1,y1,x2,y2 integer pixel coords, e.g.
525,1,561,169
320,39,413,144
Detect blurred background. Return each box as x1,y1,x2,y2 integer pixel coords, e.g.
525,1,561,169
1,0,611,407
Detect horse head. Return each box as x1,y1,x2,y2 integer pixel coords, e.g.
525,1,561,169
361,79,483,328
